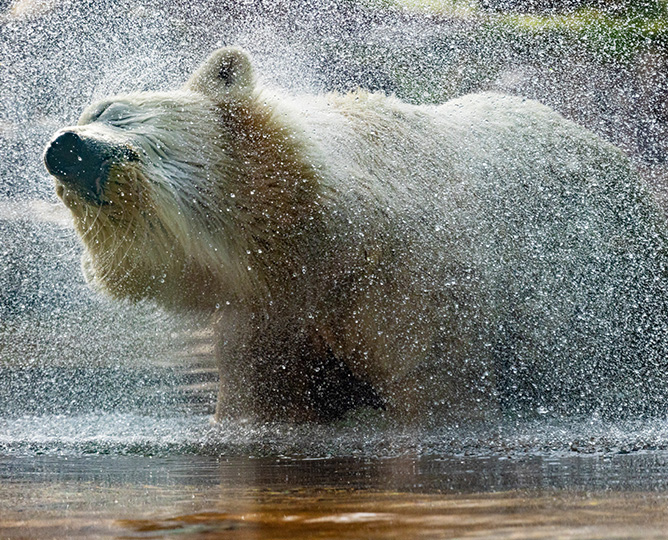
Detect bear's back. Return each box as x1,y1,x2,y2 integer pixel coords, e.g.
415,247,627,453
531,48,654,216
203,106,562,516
290,90,668,416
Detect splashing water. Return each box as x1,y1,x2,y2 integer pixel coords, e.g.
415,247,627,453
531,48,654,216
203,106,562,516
1,0,668,455
4,4,668,540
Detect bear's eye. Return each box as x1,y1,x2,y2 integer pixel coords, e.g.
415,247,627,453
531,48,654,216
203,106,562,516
88,102,132,125
101,103,132,124
85,102,111,123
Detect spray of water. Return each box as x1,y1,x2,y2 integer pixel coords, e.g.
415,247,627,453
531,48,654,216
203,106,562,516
1,0,668,457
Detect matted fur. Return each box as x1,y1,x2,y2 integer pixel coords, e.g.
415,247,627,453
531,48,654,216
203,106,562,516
46,48,668,424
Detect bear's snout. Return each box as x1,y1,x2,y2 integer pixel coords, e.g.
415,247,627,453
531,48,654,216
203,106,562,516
44,131,139,204
44,131,110,203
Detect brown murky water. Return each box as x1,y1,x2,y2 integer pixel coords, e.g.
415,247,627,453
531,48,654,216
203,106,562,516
3,453,668,539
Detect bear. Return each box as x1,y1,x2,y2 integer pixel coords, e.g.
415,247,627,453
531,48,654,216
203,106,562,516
43,47,668,424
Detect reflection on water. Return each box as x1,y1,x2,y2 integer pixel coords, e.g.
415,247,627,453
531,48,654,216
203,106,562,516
3,452,668,539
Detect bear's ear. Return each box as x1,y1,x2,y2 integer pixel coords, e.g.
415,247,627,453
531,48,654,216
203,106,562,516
185,47,255,99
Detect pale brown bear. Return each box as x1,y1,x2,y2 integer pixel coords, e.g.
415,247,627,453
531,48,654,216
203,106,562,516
44,47,668,424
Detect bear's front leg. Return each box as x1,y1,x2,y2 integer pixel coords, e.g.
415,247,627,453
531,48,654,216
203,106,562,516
212,307,257,422
211,306,386,423
212,307,319,423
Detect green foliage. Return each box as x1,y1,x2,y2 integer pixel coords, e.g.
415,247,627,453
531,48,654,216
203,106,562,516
367,0,667,62
490,6,667,62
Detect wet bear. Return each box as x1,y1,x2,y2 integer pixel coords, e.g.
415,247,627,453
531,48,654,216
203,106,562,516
44,47,668,424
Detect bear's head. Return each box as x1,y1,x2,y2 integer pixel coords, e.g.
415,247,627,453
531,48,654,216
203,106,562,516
43,48,317,310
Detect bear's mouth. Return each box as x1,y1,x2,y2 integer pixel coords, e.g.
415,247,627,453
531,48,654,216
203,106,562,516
44,131,139,206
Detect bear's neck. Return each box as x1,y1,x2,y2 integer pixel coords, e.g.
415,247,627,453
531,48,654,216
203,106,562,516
209,96,329,306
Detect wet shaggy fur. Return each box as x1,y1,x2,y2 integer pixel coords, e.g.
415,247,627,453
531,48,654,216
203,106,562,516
45,48,668,424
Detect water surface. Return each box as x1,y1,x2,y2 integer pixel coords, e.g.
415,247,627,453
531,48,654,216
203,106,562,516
4,447,668,539
4,408,668,538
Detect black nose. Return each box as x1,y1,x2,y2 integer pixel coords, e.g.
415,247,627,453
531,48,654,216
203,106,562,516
44,131,109,202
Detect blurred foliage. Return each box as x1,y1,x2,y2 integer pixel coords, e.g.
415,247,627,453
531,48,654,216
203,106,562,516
385,0,668,15
482,0,668,16
340,0,667,162
491,6,667,63
373,0,667,61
